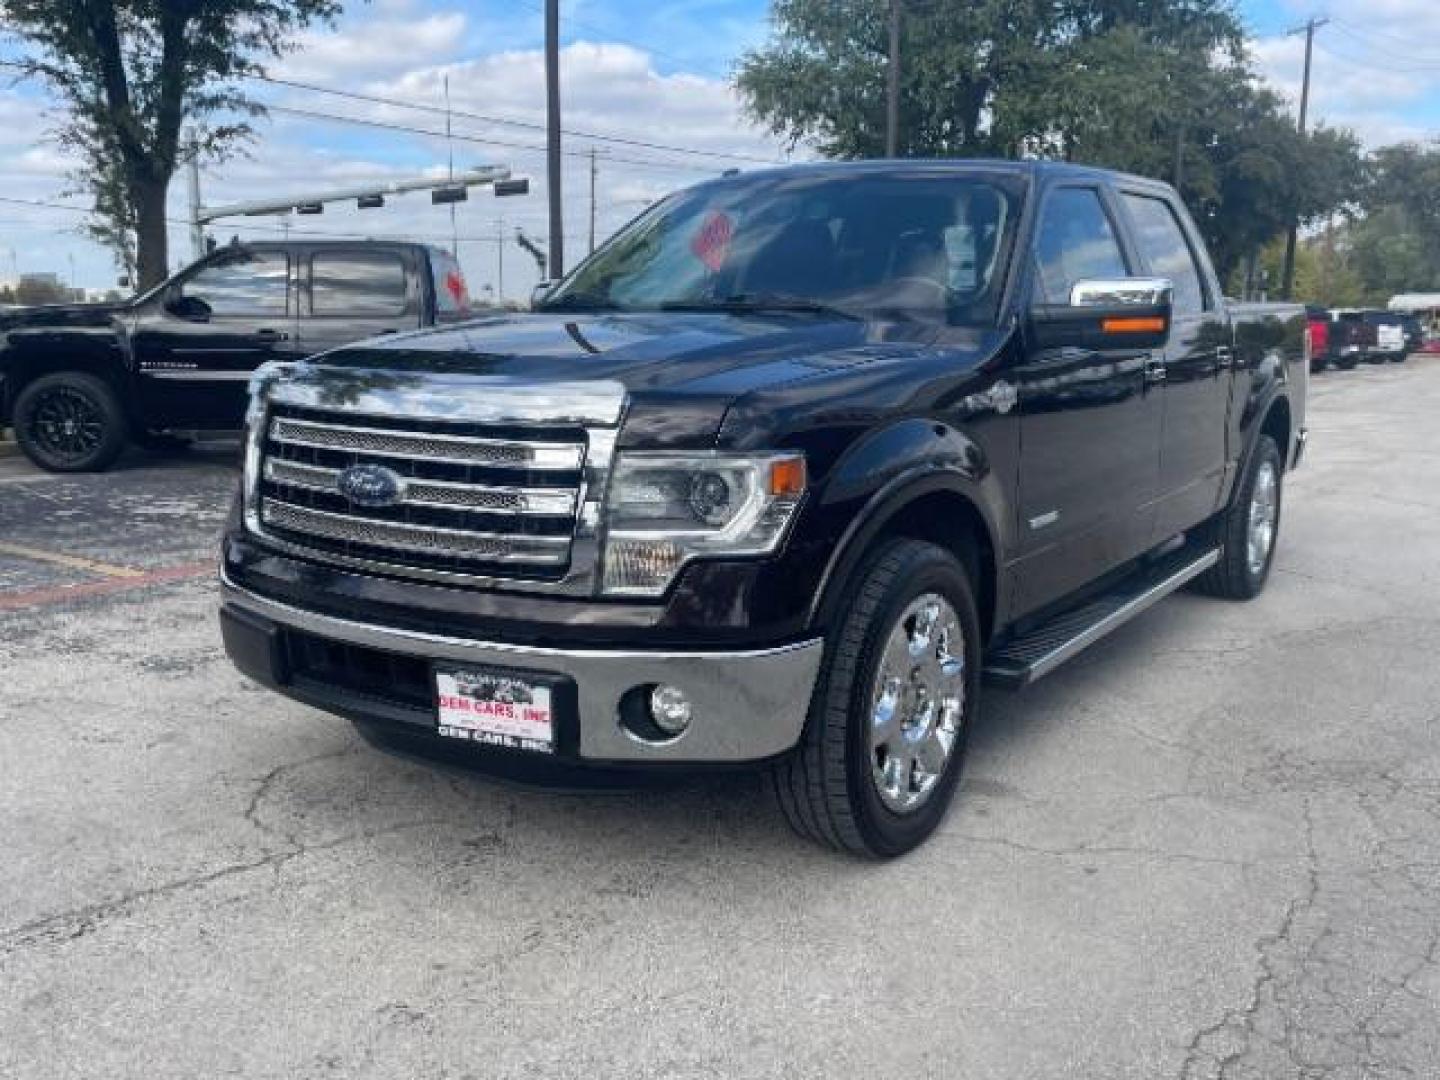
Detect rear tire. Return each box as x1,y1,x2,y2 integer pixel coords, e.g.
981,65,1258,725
13,372,128,473
773,538,981,857
1193,435,1283,600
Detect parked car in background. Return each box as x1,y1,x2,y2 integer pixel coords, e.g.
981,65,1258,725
1358,310,1409,364
0,240,472,472
221,160,1308,857
1400,314,1425,355
1331,310,1365,369
1306,306,1332,373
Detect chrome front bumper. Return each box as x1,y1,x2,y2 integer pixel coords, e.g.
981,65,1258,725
219,574,823,764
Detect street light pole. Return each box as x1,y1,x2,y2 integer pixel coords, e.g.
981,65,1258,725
186,130,205,261
1280,16,1328,300
545,0,565,280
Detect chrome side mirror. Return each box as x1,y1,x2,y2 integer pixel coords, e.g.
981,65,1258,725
530,280,556,308
1070,277,1173,308
1029,277,1175,351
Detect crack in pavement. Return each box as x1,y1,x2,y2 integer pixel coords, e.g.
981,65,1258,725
0,819,450,960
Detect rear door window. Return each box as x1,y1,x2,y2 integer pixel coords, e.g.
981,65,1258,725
1121,194,1208,316
309,251,410,317
1031,188,1130,304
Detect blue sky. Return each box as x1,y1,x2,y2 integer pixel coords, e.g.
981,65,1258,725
2,0,1438,296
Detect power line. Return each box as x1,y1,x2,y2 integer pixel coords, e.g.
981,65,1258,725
1316,31,1440,74
263,102,728,174
251,73,777,166
1328,17,1440,59
0,58,749,175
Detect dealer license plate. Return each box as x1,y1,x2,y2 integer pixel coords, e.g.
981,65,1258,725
435,667,554,753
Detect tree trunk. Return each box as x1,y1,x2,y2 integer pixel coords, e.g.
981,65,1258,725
133,175,171,290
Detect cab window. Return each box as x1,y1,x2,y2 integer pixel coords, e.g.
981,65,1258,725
1121,194,1208,315
1032,188,1130,304
310,251,409,317
181,251,289,317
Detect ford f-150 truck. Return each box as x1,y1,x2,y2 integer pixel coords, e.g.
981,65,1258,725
220,161,1308,857
0,240,471,472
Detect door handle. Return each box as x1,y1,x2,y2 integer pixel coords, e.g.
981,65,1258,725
1143,359,1167,385
255,328,289,343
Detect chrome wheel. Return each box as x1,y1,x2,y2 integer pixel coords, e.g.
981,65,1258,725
869,592,966,814
1246,460,1278,575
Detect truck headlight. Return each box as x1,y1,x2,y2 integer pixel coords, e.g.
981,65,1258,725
601,452,807,596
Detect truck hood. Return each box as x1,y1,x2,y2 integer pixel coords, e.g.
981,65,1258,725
314,311,1006,446
0,301,130,331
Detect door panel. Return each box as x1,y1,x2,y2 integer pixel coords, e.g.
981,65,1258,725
1011,186,1164,616
1119,193,1233,539
133,248,298,429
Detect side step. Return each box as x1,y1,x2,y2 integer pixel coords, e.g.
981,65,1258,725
982,546,1220,689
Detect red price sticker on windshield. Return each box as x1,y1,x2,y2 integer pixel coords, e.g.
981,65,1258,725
444,270,468,305
690,211,734,272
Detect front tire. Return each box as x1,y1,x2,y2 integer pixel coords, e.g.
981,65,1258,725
774,539,981,857
13,372,128,473
1193,435,1283,600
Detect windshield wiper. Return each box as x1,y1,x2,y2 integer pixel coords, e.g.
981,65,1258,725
660,293,860,320
537,291,622,312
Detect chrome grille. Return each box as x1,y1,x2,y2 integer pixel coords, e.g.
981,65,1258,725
269,416,583,470
256,406,589,581
261,500,570,563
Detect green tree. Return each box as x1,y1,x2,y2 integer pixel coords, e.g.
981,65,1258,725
3,0,341,288
736,0,1363,284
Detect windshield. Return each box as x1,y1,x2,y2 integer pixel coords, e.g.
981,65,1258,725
543,171,1022,326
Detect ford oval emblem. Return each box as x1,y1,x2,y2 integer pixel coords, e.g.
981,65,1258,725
336,464,404,508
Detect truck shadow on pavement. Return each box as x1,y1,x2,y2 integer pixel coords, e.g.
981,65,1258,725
244,599,1185,877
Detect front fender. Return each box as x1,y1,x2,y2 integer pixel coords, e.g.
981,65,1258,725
798,417,1010,634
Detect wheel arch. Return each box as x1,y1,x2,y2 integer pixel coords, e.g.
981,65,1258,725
2,327,132,415
1260,394,1292,466
808,470,1001,645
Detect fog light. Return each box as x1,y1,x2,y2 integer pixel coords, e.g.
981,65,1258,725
649,685,693,736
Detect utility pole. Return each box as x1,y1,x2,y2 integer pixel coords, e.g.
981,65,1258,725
498,218,505,303
588,147,598,255
1280,16,1328,300
885,0,901,157
186,130,205,261
444,74,459,257
545,0,565,279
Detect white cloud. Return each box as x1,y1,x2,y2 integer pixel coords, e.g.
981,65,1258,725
272,11,469,84
1250,3,1440,147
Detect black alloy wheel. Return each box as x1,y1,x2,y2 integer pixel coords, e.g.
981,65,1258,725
13,372,128,473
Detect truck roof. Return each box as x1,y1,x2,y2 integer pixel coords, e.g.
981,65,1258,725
707,158,1170,191
217,238,441,253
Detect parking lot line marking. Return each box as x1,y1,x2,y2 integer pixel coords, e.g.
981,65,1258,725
0,541,147,579
0,560,213,612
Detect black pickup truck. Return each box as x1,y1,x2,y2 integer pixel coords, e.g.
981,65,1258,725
0,240,472,472
220,161,1308,857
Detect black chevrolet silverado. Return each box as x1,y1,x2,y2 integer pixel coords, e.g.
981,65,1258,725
220,161,1308,857
0,240,472,472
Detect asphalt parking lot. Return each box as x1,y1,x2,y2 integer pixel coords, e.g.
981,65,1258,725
2,363,1439,1080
